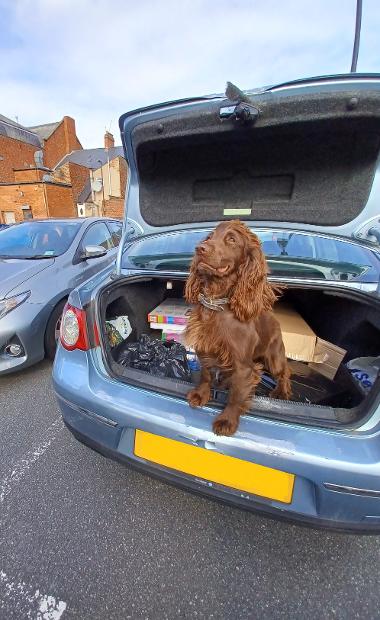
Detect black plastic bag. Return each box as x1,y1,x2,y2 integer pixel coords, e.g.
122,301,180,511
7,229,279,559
116,334,192,381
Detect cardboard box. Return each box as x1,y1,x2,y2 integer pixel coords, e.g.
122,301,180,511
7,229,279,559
148,299,192,325
309,339,347,380
274,303,346,378
274,303,317,363
161,331,186,345
150,322,185,333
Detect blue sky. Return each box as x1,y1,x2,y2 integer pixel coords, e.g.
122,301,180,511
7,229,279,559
0,0,379,148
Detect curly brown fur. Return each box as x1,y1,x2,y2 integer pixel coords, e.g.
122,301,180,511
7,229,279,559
185,220,291,436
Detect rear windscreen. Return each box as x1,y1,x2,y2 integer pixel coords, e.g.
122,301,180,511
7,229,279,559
123,229,380,283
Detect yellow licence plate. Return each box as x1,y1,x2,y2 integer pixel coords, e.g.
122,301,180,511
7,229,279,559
134,430,294,504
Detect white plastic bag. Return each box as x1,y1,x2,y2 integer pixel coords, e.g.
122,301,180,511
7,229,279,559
346,356,380,393
106,316,132,347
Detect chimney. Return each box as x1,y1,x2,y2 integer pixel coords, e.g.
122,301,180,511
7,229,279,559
104,131,114,149
63,116,78,153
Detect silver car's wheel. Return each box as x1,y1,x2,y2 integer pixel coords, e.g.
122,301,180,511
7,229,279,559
55,315,62,343
45,299,67,360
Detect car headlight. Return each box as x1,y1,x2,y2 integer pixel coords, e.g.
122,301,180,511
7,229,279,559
0,291,31,320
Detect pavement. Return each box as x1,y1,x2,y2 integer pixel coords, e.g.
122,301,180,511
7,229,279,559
1,361,380,620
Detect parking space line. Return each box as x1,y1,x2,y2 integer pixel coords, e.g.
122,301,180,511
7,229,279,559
0,570,67,619
0,417,64,504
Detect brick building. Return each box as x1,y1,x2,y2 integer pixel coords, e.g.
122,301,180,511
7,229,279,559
56,131,127,219
0,115,127,223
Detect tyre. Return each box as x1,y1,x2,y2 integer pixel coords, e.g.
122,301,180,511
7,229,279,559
45,299,67,360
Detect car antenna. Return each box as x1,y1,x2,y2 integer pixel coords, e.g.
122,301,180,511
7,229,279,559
350,0,362,72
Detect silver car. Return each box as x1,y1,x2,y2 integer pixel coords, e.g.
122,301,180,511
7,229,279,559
0,217,122,374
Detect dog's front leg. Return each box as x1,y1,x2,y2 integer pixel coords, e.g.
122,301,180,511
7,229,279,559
187,364,212,408
213,363,262,436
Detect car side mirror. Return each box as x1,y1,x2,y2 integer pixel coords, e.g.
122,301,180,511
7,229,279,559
82,245,107,260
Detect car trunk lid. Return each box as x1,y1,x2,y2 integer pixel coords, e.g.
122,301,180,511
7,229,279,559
117,75,380,266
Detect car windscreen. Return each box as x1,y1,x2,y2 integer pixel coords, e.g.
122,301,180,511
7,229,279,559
123,228,380,283
0,221,81,259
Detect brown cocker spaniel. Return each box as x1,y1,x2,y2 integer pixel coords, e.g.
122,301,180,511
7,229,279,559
185,220,291,436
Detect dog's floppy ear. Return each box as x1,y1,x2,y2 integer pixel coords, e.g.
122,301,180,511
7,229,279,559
185,257,201,303
230,231,277,322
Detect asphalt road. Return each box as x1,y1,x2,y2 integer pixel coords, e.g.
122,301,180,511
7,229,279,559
1,363,380,620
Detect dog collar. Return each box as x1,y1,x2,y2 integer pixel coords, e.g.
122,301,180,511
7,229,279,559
198,293,229,312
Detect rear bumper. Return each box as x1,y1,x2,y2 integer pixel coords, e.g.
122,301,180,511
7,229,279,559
62,419,380,533
53,348,380,533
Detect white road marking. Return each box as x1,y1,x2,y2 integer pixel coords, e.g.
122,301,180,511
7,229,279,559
0,417,64,504
0,570,67,619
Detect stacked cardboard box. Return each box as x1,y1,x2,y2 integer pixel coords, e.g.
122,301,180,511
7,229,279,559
148,299,199,370
148,299,192,344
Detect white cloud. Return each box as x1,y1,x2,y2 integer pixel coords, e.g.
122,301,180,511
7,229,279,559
0,0,379,147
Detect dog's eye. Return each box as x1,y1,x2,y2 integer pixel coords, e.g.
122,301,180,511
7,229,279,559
226,235,236,244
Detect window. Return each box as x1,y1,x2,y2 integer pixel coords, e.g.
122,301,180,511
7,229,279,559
2,211,15,224
107,221,123,247
22,208,33,220
82,222,113,251
123,228,380,283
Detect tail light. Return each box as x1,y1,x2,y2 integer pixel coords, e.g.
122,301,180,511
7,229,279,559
60,303,90,351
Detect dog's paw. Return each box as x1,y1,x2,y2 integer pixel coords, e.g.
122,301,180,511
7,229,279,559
187,388,210,408
212,414,239,437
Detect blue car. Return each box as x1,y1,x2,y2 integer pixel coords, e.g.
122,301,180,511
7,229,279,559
53,74,380,531
0,217,122,374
